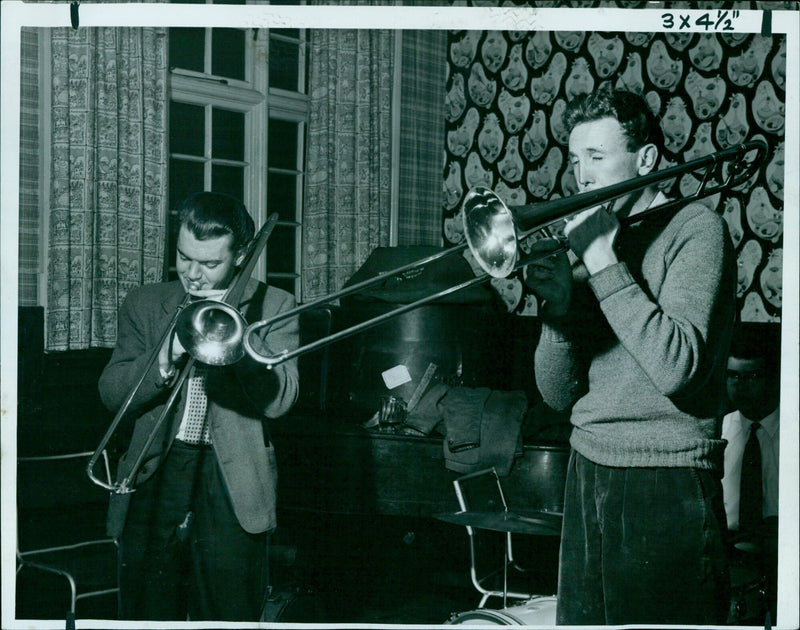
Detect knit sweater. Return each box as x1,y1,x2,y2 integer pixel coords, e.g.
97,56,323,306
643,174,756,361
534,195,736,470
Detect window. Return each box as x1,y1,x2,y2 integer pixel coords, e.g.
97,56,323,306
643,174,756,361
167,3,308,296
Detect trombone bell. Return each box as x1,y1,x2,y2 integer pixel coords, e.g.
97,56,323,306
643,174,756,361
175,300,246,366
462,140,769,280
463,186,519,278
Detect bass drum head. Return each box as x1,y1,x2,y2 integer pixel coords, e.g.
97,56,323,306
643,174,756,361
447,596,557,626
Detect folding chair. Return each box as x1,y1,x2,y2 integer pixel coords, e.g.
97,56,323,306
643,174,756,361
452,467,557,608
16,449,119,622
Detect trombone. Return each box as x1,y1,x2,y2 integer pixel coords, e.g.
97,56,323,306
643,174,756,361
463,139,768,278
86,214,279,492
87,140,767,493
240,139,768,368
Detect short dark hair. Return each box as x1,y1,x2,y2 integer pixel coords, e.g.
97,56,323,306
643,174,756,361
177,192,255,256
563,86,664,153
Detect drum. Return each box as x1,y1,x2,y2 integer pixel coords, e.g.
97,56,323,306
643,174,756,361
447,596,557,625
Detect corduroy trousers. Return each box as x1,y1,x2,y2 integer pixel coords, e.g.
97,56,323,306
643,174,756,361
556,449,730,626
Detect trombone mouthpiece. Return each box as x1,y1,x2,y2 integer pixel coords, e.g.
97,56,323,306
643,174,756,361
462,187,518,278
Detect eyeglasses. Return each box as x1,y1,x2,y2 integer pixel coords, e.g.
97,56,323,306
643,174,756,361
726,369,766,382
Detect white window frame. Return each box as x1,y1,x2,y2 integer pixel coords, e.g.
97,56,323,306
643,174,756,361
168,27,268,280
168,24,308,293
264,25,308,297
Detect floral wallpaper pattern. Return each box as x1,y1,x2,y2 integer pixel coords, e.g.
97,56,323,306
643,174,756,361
442,11,786,323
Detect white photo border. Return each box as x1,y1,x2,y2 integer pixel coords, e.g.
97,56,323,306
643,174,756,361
2,3,798,629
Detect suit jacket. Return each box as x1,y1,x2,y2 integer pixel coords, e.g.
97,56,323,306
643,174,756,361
98,279,299,537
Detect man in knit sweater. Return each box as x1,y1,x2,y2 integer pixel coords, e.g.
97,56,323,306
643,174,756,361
526,86,736,625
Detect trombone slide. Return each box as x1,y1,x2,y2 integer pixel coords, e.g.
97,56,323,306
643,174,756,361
86,214,279,493
87,139,769,491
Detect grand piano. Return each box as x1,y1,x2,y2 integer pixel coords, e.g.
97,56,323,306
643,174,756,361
271,411,569,520
271,246,570,522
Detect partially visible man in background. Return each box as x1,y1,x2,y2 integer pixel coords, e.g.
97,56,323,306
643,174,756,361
722,321,781,624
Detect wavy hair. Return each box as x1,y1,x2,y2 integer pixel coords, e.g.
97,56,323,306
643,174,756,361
176,191,255,256
563,86,664,153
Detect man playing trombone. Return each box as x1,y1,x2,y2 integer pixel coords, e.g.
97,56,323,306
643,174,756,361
98,192,299,621
526,86,736,625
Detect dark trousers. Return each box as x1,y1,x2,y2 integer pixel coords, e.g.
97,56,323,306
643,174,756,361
118,441,269,621
556,450,730,626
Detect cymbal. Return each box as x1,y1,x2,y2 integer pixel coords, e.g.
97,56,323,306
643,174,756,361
435,509,562,536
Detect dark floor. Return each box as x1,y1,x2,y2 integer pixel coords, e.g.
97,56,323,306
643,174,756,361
269,510,560,625
16,508,561,626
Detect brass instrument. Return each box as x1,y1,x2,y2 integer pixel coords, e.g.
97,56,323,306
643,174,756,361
87,140,767,492
240,139,767,368
86,214,279,492
463,140,768,278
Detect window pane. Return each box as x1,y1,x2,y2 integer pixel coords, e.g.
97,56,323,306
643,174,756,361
212,164,245,202
267,225,296,274
212,108,245,161
268,277,296,294
170,102,205,156
212,29,246,81
268,119,298,170
267,172,298,222
169,28,205,73
169,159,205,210
269,37,300,92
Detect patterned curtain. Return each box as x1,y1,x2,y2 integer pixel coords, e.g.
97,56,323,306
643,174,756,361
397,29,447,246
19,29,41,307
303,19,395,301
47,27,168,350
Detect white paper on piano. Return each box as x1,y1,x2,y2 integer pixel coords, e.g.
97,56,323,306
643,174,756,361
381,364,412,390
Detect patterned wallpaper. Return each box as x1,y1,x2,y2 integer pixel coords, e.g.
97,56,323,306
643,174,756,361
442,17,786,323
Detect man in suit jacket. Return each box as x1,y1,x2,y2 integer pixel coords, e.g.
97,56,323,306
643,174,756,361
98,192,299,621
721,322,781,623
